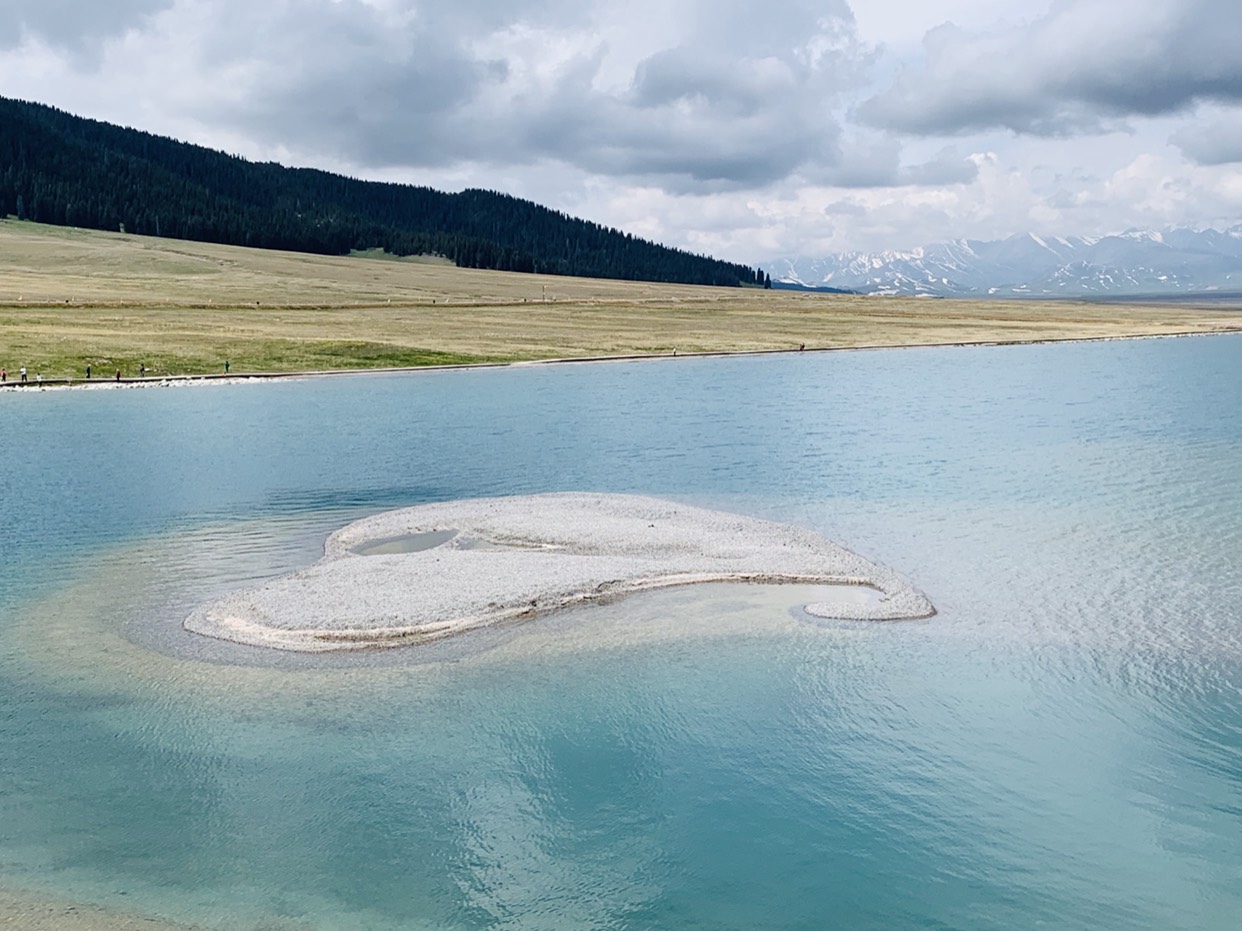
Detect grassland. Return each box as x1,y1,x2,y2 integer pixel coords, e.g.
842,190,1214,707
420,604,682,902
2,219,1241,381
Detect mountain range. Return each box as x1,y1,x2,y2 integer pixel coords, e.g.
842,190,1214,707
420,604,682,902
769,228,1242,298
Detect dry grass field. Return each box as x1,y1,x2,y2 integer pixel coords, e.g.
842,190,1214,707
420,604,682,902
2,219,1240,380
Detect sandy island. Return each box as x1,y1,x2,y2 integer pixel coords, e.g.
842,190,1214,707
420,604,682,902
185,493,934,652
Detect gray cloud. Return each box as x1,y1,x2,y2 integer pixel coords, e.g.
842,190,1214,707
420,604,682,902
860,0,1242,136
631,48,796,117
0,0,172,52
1172,115,1242,165
899,146,979,185
806,136,977,188
158,0,877,190
0,0,990,196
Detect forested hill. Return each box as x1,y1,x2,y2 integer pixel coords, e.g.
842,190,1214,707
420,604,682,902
0,97,770,288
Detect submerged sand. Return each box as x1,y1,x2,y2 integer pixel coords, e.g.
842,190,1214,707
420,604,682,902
0,888,205,931
185,493,934,652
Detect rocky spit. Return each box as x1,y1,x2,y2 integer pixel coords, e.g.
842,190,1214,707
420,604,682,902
184,493,935,652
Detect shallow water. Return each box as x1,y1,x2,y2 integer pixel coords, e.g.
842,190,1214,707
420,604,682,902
2,337,1242,929
352,528,461,555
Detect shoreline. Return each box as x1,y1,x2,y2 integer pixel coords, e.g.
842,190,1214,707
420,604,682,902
0,885,203,931
186,493,935,653
2,328,1236,393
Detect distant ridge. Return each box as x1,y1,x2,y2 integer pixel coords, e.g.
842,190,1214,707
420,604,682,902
771,228,1242,298
769,281,855,294
0,96,769,288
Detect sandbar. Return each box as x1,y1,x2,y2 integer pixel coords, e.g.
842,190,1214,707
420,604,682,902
185,493,934,652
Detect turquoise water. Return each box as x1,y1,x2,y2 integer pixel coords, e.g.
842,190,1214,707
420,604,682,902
2,337,1241,928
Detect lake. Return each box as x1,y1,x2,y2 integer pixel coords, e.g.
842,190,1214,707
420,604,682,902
2,336,1241,929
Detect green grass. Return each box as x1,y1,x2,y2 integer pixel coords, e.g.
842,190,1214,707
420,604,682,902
3,220,1242,380
348,248,454,266
50,347,494,379
15,341,499,380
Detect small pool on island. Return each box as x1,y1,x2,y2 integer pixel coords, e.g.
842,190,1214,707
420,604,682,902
352,527,461,555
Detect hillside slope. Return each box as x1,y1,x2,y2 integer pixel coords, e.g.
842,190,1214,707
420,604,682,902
0,96,766,288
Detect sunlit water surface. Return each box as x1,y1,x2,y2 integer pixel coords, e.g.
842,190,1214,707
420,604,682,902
2,337,1241,929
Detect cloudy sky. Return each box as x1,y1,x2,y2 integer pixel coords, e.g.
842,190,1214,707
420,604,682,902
2,0,1241,263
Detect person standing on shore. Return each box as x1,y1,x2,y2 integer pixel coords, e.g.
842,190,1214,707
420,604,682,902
115,369,121,382
86,364,91,379
1,368,6,383
20,367,26,383
224,360,230,374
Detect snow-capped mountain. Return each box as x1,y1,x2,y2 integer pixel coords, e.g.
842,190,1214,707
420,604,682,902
769,227,1242,297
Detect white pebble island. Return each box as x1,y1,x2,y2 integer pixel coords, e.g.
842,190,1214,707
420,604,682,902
185,493,935,652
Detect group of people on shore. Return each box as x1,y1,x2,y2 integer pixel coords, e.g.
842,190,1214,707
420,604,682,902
0,367,38,384
2,361,233,387
2,364,136,386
